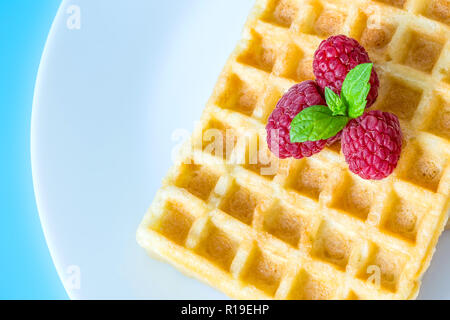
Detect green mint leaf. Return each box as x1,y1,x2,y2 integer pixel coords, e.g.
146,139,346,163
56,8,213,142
341,63,373,119
290,105,349,143
351,82,370,117
325,87,346,116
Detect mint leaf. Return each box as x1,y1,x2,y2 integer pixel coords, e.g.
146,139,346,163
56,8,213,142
325,87,346,116
290,105,349,143
354,82,370,114
341,63,373,119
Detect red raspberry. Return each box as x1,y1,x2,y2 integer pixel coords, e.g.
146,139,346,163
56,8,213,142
313,35,380,108
342,110,402,180
266,81,335,159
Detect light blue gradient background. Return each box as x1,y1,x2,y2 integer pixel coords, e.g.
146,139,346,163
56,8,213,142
0,1,67,299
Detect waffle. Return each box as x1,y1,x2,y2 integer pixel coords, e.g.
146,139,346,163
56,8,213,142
137,0,450,299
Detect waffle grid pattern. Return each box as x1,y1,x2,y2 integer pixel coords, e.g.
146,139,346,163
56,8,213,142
138,0,450,299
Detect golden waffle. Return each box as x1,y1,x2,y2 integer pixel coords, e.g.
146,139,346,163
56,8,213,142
137,0,450,299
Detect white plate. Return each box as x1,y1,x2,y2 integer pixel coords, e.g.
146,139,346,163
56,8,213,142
32,0,450,299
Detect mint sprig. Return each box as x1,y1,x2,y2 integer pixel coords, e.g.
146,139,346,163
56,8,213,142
290,63,373,143
290,106,349,143
325,87,346,116
342,63,372,118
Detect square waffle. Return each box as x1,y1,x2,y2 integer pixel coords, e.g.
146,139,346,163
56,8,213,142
137,0,450,299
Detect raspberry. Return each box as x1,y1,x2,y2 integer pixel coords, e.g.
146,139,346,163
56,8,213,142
313,35,380,108
342,110,402,180
266,81,335,159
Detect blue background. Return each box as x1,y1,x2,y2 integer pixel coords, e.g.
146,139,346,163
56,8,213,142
0,1,67,299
